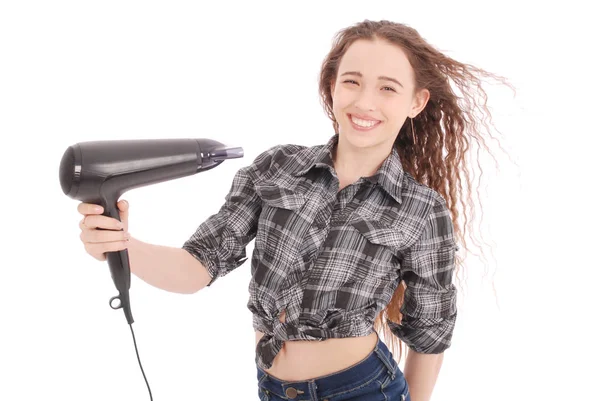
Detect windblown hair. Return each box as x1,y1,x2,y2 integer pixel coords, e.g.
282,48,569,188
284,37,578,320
317,19,516,364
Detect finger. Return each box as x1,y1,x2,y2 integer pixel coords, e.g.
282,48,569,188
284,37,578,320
81,228,130,244
81,215,124,231
85,241,129,260
78,202,104,216
83,242,107,262
117,199,128,212
100,241,130,253
118,200,129,227
90,251,106,262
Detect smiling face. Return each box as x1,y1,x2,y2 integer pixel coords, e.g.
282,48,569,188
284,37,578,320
330,37,430,153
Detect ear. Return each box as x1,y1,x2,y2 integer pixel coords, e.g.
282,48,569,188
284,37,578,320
411,88,430,117
330,79,336,95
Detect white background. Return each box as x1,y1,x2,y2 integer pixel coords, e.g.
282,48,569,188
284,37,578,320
1,1,597,400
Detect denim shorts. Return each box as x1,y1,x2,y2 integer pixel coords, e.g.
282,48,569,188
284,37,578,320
256,331,411,401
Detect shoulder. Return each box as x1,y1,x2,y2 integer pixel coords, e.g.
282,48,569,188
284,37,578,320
254,143,310,164
248,142,320,178
400,171,451,222
400,172,455,246
401,172,442,206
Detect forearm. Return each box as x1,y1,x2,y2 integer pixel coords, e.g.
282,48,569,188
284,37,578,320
127,237,212,294
404,348,444,401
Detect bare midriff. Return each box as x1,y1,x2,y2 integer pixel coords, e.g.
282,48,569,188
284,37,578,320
255,309,378,381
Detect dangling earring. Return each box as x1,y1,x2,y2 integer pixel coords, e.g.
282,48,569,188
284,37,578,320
411,117,416,144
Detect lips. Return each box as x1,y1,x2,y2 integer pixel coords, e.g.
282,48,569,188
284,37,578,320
347,113,381,122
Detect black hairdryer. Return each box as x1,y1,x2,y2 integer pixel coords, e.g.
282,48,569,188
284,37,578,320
59,138,243,325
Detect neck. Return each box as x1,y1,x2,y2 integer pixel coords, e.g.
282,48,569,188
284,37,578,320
332,134,391,180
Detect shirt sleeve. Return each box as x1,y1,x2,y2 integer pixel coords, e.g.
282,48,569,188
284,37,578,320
386,191,459,353
181,145,278,287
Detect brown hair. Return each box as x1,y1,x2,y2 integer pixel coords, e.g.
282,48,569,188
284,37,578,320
318,19,517,363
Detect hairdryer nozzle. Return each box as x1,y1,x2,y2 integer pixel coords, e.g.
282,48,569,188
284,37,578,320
209,146,243,161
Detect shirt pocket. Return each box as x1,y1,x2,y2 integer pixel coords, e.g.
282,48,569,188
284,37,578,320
253,181,311,287
254,182,307,211
347,218,405,278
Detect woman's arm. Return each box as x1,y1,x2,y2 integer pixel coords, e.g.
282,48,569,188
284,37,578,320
404,349,444,401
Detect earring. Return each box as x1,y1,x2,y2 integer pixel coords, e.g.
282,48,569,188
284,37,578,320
411,117,416,144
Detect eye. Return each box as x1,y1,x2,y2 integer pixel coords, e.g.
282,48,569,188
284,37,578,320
342,80,396,92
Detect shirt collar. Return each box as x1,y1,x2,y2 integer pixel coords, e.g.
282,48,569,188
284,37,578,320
291,134,404,205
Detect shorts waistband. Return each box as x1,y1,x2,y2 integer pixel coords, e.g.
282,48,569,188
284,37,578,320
256,331,399,400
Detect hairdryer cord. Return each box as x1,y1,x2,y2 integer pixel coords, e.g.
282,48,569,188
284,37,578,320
129,323,153,401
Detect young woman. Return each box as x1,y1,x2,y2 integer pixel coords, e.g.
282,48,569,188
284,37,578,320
78,19,514,401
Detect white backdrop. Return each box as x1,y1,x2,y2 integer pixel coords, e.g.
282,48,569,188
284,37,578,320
1,1,597,400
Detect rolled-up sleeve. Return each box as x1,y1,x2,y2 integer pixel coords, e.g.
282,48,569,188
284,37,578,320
387,192,459,353
181,146,277,287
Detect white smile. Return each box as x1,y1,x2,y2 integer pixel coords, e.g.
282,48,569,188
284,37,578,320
349,115,381,128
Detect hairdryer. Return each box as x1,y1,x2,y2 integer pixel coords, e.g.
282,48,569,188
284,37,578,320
59,138,243,325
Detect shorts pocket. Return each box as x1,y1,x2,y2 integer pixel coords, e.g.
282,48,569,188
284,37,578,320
257,370,271,401
258,388,270,401
379,367,410,400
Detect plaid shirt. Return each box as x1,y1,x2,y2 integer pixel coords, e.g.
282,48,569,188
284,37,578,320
182,134,459,370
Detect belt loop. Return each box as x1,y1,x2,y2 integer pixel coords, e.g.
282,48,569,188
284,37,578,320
374,346,396,379
309,380,318,400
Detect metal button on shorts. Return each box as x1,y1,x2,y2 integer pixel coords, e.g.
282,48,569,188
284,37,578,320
285,387,304,398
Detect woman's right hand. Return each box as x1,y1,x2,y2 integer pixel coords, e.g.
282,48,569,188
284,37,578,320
78,199,131,262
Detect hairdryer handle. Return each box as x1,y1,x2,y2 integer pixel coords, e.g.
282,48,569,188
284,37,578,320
100,202,134,325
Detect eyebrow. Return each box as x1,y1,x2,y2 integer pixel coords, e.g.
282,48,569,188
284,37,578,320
340,71,404,89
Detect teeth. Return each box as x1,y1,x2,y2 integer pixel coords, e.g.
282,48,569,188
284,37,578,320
351,115,379,127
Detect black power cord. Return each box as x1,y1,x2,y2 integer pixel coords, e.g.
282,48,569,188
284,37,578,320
129,323,153,400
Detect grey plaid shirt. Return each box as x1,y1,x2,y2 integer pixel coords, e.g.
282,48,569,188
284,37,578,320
182,134,458,371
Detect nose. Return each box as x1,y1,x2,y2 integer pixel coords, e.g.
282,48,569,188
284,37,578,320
353,87,378,111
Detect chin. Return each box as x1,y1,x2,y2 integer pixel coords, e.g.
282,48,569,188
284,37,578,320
339,128,382,148
340,130,398,155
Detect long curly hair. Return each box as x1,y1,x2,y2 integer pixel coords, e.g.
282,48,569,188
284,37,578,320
317,19,517,364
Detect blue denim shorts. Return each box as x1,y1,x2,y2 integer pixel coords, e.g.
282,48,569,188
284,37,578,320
256,331,411,400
